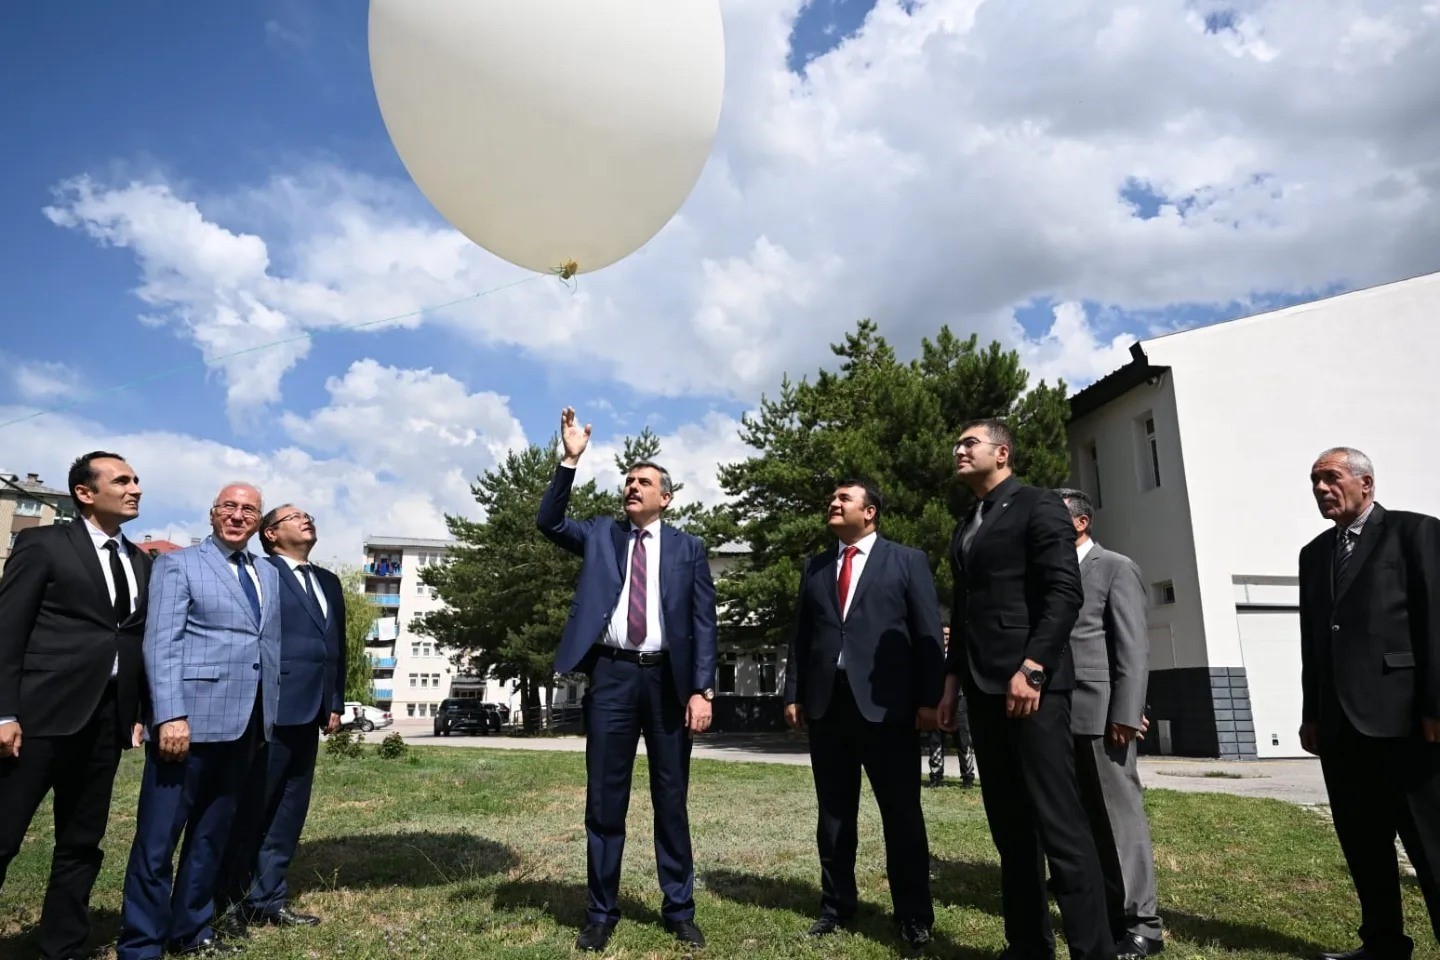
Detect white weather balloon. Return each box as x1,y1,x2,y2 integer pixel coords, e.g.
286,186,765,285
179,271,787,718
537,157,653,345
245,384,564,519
369,0,725,277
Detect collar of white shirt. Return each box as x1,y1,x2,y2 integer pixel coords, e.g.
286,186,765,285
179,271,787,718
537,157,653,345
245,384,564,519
838,530,878,559
83,516,126,553
1077,539,1096,563
628,517,664,539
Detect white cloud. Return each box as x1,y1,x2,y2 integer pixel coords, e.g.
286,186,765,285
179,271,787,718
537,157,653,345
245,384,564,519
1012,302,1137,389
9,359,84,404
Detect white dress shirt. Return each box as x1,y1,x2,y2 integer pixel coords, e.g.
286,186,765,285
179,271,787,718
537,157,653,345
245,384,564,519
277,554,328,618
605,517,666,652
835,531,878,669
1077,539,1096,564
85,518,138,678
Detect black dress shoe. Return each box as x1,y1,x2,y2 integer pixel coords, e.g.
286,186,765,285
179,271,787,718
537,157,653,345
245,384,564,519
900,920,933,951
1319,949,1411,960
168,936,244,956
664,918,706,947
575,922,616,952
1116,932,1165,958
248,905,322,927
808,914,846,937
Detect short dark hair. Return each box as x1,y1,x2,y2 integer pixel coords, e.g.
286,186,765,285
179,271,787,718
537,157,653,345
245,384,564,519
835,478,884,518
1055,487,1092,521
68,450,126,512
257,504,294,555
959,418,1016,457
626,461,674,497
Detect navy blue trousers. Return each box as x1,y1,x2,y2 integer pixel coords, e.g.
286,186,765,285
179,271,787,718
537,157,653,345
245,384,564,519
582,652,694,926
117,706,264,960
218,722,319,915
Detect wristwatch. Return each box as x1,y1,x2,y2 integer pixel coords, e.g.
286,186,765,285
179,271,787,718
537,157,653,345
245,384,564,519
1020,665,1046,690
697,688,715,702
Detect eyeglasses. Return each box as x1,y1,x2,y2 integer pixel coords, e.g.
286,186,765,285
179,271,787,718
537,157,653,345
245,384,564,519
212,501,260,519
267,512,315,529
954,437,1003,454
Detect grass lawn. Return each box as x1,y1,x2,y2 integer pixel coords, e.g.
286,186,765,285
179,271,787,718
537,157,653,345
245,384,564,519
2,743,1434,959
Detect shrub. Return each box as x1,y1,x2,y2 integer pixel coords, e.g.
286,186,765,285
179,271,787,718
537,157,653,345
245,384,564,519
325,727,365,759
377,731,408,760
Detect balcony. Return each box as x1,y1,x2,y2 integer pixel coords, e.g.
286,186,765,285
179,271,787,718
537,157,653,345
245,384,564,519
365,562,403,578
368,593,401,608
370,657,397,669
373,687,393,700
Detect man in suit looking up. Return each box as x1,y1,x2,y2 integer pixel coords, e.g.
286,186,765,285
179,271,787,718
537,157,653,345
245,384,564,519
118,482,282,960
537,407,717,953
0,451,150,960
1300,447,1440,960
939,419,1112,960
784,479,944,951
218,504,345,930
1056,489,1163,960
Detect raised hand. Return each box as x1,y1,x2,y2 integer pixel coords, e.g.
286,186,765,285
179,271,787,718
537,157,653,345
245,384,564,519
560,407,592,465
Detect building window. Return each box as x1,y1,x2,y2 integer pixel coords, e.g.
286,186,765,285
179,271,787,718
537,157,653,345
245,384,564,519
756,652,778,695
416,581,426,594
409,675,418,688
429,703,438,716
411,642,421,656
406,703,416,717
1153,580,1176,605
13,500,43,517
1136,413,1161,490
1087,442,1103,508
717,652,738,694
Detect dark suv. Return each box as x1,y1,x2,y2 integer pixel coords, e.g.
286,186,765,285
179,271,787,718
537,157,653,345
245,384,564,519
434,698,501,736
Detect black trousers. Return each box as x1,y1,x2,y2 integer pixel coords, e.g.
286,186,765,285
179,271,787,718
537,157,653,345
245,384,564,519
808,673,933,924
968,687,1113,960
0,684,122,960
1320,712,1440,958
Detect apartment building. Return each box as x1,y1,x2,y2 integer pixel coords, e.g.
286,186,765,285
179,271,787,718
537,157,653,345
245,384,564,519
0,470,75,574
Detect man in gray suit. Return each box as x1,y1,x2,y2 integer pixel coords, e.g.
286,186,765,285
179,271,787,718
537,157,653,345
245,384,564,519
1057,489,1163,960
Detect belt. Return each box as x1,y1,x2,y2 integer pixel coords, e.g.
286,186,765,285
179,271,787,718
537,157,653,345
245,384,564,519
595,645,668,666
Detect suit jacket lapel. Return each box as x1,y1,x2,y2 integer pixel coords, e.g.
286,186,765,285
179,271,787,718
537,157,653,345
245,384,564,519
817,548,842,621
273,557,326,632
1080,543,1104,580
119,533,150,626
967,480,1019,558
65,520,113,622
1333,505,1385,604
846,537,885,616
612,523,630,580
201,537,259,626
657,525,685,606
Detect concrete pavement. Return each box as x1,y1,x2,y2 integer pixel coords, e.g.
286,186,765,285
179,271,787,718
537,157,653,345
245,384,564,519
376,719,1330,806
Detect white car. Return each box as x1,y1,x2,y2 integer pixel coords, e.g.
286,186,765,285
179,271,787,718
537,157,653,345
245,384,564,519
341,702,393,733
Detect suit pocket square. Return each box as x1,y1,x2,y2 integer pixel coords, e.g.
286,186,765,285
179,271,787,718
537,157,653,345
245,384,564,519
1383,651,1416,669
183,665,222,681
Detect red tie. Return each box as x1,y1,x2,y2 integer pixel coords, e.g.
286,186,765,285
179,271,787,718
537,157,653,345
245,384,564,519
837,545,859,618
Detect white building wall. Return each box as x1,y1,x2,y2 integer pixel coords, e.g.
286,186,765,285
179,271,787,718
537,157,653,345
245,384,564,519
1146,273,1440,667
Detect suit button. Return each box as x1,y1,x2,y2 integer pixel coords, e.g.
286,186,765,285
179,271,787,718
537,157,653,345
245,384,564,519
1331,625,1340,632
253,663,261,670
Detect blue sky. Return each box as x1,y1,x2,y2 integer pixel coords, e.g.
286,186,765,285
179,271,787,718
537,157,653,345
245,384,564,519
2,1,1436,554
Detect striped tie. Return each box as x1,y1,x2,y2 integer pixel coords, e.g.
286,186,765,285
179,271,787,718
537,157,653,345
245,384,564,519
627,530,649,646
1334,529,1354,587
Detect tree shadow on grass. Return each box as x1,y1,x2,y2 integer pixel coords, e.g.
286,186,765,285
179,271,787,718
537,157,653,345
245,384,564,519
703,867,992,959
931,856,1005,916
0,907,120,960
290,830,519,894
489,877,663,930
1162,910,1334,959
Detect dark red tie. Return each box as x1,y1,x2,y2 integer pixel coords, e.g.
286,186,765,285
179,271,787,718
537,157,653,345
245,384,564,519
837,545,859,618
627,530,649,645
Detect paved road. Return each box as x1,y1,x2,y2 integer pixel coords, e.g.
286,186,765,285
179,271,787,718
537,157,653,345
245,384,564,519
377,719,1328,806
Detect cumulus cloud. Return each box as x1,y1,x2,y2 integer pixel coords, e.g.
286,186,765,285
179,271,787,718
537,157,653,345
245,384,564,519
9,359,85,404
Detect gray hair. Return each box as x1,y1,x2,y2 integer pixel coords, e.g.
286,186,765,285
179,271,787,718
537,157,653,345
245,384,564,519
1055,487,1093,521
1317,447,1375,480
626,461,673,497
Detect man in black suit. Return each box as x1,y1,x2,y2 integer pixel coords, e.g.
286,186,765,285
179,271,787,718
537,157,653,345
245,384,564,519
0,451,150,960
218,504,345,931
537,407,717,952
939,419,1113,960
1300,447,1440,960
784,479,945,951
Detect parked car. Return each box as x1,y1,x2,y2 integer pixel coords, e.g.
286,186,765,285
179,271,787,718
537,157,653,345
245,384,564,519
482,702,511,724
341,701,393,733
435,698,502,736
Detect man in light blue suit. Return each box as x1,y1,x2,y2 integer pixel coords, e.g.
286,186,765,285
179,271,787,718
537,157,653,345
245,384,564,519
118,483,282,960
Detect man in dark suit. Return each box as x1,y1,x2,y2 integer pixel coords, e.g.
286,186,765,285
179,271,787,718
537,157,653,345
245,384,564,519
939,419,1112,960
0,451,149,960
927,626,976,789
784,479,944,951
217,503,345,930
1299,447,1440,960
1057,489,1162,959
118,483,282,960
537,407,717,952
